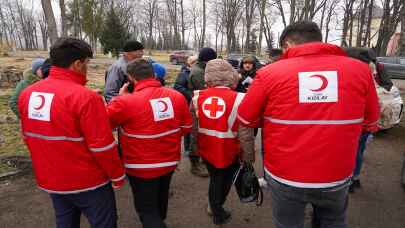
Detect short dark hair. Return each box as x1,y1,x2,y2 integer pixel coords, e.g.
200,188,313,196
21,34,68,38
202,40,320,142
50,37,93,68
127,58,154,81
279,21,322,48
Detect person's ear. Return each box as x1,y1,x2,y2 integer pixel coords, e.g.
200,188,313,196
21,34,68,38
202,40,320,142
70,59,82,72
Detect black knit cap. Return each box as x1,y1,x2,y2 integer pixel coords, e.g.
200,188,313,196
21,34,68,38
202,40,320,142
198,47,217,62
123,40,144,52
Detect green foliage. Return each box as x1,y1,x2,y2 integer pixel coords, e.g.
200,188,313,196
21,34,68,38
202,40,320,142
99,6,130,57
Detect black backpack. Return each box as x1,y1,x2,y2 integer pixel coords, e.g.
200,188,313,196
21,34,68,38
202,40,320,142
233,162,263,206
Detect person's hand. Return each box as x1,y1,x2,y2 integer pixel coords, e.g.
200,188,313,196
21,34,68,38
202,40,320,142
119,82,130,96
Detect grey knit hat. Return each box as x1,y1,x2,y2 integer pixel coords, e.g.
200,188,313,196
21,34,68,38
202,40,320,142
204,59,239,88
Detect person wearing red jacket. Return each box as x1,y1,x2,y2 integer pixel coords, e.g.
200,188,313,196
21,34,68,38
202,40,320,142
18,38,125,228
237,21,380,228
106,58,192,228
191,59,255,225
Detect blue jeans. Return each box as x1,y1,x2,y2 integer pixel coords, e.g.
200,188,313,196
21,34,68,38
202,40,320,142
353,133,371,178
266,175,349,228
50,183,117,228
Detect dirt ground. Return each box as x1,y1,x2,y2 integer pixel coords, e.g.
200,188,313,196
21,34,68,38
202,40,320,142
1,124,405,228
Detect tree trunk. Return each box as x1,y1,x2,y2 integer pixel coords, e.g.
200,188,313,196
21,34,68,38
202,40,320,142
399,3,405,55
180,0,185,49
41,0,58,44
363,0,374,46
201,0,206,48
257,0,266,56
356,0,368,47
60,0,67,37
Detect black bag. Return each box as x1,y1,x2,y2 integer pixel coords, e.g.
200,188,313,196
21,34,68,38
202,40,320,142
233,162,263,206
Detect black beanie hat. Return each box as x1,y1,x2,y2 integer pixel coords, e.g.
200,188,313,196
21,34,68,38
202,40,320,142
198,47,217,62
123,40,144,52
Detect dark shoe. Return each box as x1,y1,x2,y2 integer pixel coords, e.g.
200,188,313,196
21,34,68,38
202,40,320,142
352,179,361,188
191,161,209,177
349,179,361,193
213,210,231,225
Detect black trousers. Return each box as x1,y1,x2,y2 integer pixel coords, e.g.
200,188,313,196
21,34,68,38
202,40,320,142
128,172,174,228
205,160,240,217
50,184,117,228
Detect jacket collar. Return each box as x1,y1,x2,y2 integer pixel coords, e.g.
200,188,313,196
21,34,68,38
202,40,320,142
48,66,87,85
134,78,162,92
281,42,347,60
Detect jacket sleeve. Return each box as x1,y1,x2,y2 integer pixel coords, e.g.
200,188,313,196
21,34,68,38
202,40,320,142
178,95,193,134
106,97,131,129
104,66,127,103
363,71,380,132
188,68,205,91
190,98,199,154
79,94,125,184
237,71,268,128
173,72,192,103
237,125,255,162
9,80,28,118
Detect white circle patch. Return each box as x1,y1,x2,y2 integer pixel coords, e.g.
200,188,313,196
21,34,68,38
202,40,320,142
202,97,226,119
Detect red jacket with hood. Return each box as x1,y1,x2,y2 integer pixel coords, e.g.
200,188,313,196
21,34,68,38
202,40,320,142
237,42,380,188
107,79,192,178
18,67,125,194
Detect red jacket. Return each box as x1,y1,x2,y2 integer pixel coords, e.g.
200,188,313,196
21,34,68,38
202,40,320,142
18,67,125,194
193,87,244,168
107,79,192,178
238,43,380,188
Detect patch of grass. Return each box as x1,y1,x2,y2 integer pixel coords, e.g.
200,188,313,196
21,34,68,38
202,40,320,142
165,69,180,86
0,89,28,158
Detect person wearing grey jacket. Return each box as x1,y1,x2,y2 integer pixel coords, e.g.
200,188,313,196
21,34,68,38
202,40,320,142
104,40,144,103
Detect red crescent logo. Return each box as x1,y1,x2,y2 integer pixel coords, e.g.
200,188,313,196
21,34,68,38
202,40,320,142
158,100,168,112
310,75,329,92
34,95,46,110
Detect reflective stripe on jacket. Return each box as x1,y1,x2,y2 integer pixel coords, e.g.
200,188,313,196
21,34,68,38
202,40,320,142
238,42,380,188
18,67,125,194
107,79,192,178
193,87,244,168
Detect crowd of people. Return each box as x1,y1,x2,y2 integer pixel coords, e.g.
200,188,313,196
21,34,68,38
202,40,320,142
11,21,380,228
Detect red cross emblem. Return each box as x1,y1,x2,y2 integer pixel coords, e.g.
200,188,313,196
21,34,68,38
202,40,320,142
202,97,226,119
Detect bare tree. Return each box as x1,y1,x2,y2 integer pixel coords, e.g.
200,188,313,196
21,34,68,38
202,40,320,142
399,3,405,55
220,0,243,53
41,0,58,45
143,0,158,53
363,0,374,46
244,0,257,53
60,0,68,36
341,0,356,46
201,0,206,47
375,0,403,55
324,0,338,42
273,0,287,27
38,13,48,50
256,0,266,55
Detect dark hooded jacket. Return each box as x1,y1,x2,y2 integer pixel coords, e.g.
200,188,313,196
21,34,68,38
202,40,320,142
173,65,192,104
236,55,262,93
